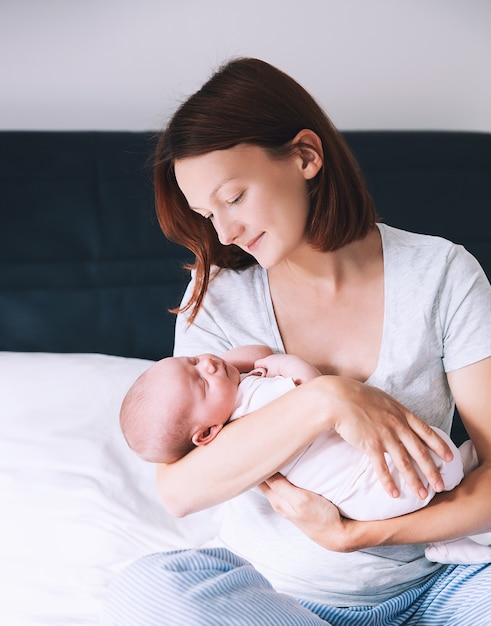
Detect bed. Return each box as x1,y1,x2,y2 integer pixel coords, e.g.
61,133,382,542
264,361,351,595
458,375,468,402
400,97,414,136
1,130,490,625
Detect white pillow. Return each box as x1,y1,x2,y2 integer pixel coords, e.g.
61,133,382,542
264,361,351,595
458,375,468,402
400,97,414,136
0,352,223,626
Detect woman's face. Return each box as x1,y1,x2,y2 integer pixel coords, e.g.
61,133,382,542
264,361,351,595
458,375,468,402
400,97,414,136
174,144,316,269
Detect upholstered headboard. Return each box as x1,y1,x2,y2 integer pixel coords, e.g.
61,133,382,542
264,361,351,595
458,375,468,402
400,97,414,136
1,130,490,360
1,131,191,360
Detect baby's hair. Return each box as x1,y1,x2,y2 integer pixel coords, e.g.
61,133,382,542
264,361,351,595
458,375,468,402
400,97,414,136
120,368,195,464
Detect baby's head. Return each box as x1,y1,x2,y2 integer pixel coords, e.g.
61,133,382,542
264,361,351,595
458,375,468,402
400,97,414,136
120,353,240,463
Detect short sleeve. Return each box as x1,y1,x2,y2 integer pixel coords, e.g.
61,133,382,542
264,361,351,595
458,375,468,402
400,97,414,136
173,272,233,357
440,245,491,372
173,265,283,358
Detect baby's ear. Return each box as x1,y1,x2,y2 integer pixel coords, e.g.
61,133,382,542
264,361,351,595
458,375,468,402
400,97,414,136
192,424,224,446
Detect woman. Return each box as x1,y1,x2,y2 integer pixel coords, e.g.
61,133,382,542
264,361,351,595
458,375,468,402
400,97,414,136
104,58,491,625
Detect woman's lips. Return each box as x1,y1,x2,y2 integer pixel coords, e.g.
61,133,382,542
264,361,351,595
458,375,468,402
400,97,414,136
246,232,264,252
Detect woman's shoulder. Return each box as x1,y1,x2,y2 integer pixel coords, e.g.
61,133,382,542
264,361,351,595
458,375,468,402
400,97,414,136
377,222,456,252
377,222,476,269
176,263,280,355
206,263,265,296
379,222,489,298
183,263,270,322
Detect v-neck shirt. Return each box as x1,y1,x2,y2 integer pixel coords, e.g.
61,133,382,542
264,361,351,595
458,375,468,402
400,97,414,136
174,223,491,606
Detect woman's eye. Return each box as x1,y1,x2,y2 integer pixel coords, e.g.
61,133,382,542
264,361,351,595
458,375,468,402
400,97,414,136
191,208,213,220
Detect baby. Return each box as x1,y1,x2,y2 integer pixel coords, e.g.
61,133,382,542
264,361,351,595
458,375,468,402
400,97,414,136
121,345,312,463
121,345,491,565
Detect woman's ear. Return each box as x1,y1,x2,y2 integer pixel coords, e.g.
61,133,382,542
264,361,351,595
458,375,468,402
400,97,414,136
191,423,224,446
291,129,323,180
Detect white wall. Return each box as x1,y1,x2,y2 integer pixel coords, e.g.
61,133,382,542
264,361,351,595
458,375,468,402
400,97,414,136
1,0,490,131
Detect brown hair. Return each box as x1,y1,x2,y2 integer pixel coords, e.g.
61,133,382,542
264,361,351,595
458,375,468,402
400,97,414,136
154,57,377,323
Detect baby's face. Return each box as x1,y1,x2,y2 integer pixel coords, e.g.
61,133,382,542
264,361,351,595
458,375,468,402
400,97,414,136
168,354,241,426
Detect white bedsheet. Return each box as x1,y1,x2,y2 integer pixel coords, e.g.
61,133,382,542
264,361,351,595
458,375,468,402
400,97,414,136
0,352,223,626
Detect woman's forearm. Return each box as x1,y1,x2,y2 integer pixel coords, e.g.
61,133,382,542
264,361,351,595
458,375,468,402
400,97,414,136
157,378,333,516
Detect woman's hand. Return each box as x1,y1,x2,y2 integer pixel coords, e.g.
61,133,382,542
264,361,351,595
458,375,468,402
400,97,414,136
313,376,454,501
258,474,355,552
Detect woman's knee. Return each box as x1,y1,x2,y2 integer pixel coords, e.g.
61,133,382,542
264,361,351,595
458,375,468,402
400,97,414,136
102,548,324,626
102,549,265,625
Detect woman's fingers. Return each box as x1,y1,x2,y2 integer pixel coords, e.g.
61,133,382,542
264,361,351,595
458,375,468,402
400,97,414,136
364,411,452,500
257,474,305,518
368,437,432,500
323,377,453,500
258,473,322,519
406,412,454,463
398,415,453,493
258,474,349,551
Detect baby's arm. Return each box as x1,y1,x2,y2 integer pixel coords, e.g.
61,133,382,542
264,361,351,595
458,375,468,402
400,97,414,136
254,354,321,385
222,345,274,373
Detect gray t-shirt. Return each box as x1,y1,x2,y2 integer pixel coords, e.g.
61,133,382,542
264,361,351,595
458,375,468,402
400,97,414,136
173,223,491,606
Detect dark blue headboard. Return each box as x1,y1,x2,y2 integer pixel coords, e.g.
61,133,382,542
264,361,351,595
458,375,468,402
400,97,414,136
1,130,490,362
1,131,191,360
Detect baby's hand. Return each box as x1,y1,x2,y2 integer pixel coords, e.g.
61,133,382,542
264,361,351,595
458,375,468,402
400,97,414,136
254,354,290,378
254,354,320,384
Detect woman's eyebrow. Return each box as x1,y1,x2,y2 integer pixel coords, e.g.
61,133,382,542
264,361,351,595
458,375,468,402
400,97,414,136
188,177,240,212
210,176,238,200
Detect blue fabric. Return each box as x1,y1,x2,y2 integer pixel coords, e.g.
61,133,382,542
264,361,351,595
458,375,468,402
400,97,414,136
102,549,325,625
102,548,491,625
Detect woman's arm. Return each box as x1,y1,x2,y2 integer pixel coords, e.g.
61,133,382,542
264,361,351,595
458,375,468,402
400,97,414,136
157,375,453,517
262,357,491,552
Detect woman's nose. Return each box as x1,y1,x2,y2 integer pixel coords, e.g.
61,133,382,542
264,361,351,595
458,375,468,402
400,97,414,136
213,213,242,246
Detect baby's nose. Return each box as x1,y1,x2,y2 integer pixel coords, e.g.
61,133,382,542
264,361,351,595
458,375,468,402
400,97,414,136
201,357,217,373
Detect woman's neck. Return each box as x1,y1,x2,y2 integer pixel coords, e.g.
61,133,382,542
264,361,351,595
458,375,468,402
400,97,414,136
268,227,382,292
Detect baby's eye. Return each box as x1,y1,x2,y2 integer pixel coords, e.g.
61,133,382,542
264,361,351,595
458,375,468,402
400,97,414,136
226,192,244,206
